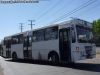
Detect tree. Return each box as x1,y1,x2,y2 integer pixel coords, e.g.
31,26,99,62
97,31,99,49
92,18,100,44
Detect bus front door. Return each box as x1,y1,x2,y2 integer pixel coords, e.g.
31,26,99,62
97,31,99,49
59,28,71,62
23,36,32,59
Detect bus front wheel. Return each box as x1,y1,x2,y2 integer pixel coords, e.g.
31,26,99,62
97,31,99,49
51,53,59,65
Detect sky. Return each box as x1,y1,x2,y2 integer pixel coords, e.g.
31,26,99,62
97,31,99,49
0,0,100,40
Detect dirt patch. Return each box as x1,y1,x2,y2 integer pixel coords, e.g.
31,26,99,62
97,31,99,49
78,48,100,64
0,65,4,75
79,54,100,64
96,51,100,55
81,50,100,64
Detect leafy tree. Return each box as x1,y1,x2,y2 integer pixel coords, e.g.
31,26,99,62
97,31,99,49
92,18,100,44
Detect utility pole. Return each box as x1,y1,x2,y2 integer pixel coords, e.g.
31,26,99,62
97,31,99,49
19,23,23,32
28,20,35,29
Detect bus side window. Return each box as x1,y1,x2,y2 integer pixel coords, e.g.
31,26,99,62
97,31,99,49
33,31,37,42
71,27,76,43
12,36,18,45
37,30,45,41
52,26,58,39
18,34,23,44
45,26,58,41
8,40,11,48
29,36,32,46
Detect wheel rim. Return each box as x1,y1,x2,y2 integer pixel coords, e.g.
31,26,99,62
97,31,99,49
52,55,56,63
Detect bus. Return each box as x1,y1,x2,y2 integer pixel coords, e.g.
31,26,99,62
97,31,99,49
2,18,96,64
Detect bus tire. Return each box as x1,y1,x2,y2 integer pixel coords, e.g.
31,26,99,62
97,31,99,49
51,53,59,65
69,62,75,66
12,53,18,61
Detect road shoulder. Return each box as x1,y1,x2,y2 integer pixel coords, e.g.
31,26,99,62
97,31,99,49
0,62,4,75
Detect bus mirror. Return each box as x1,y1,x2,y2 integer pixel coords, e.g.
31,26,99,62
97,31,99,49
72,30,74,38
71,28,76,43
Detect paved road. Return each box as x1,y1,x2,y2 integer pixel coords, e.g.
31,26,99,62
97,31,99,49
0,56,100,75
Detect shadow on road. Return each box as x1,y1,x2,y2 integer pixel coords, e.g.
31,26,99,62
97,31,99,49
5,59,100,73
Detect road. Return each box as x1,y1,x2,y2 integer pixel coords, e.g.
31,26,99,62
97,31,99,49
0,47,100,75
0,57,100,75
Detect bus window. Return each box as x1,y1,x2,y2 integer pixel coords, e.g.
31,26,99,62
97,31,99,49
24,37,27,47
52,26,58,39
5,39,11,48
18,34,23,44
29,36,32,46
45,28,52,40
63,31,68,41
12,36,18,44
45,26,58,41
8,40,11,48
33,29,45,42
37,30,44,41
33,31,37,42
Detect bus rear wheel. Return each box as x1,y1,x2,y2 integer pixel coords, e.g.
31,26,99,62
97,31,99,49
51,53,59,65
12,53,18,61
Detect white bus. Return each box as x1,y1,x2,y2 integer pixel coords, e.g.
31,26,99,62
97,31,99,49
2,18,96,64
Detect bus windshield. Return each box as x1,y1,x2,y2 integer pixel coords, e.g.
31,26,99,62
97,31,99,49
76,25,94,43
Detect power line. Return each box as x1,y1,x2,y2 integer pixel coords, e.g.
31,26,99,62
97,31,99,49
74,0,100,17
47,0,97,25
73,1,100,19
49,0,96,24
23,0,55,25
35,0,64,20
28,20,35,29
36,0,74,24
77,6,100,19
19,23,23,32
29,0,55,20
83,9,100,19
24,0,64,27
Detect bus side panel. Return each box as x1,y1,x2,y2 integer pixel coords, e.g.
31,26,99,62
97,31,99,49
71,43,80,62
92,44,96,58
71,43,96,62
32,40,59,60
11,44,23,59
71,43,87,62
